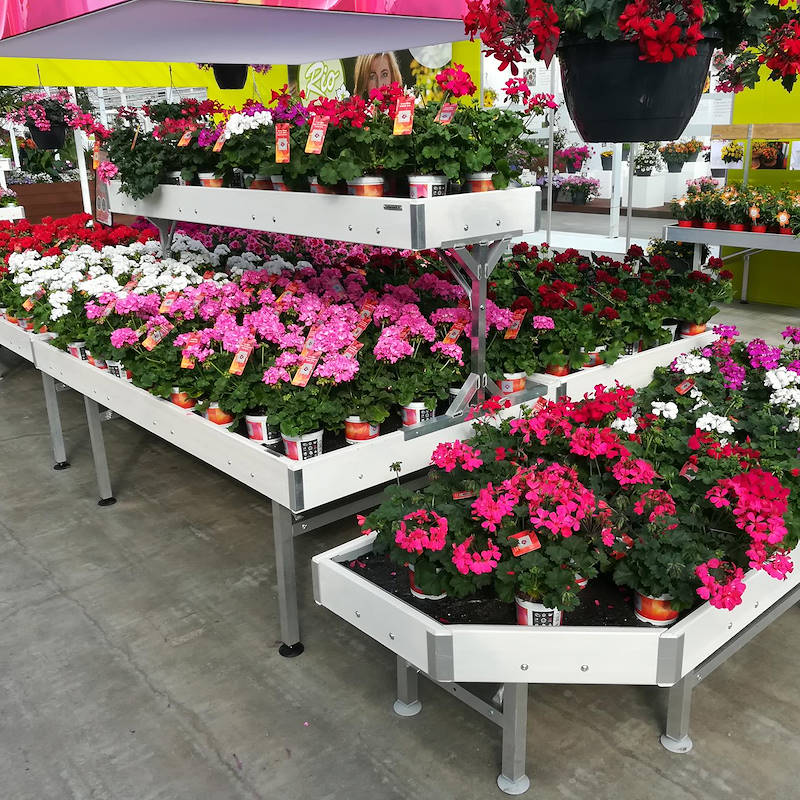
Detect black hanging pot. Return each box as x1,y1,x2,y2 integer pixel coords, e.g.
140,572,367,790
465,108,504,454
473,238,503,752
212,64,248,90
558,34,718,143
29,121,66,150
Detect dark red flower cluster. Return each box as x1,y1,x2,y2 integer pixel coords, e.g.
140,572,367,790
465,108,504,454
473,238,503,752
760,19,800,89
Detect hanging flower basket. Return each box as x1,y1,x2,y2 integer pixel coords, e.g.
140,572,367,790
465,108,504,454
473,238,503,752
211,64,248,90
29,122,67,151
558,35,717,142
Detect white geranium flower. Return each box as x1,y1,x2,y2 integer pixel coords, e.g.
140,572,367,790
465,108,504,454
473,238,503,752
651,401,678,420
696,412,734,435
673,353,711,375
764,367,800,391
611,416,637,434
770,387,800,409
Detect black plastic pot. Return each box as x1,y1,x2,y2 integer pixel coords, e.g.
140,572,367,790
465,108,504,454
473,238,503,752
634,168,652,177
212,64,248,90
667,161,684,173
601,155,613,171
29,122,66,150
558,35,717,142
711,168,726,178
686,151,699,162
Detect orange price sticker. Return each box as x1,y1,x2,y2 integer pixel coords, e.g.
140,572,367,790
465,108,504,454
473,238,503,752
291,352,321,387
229,343,254,375
393,97,415,136
212,135,225,153
177,130,193,147
305,116,329,154
435,102,458,125
276,123,291,164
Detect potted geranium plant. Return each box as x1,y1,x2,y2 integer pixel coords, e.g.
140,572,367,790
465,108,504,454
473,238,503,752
659,142,689,173
555,144,591,173
6,90,87,150
0,188,17,207
562,174,599,204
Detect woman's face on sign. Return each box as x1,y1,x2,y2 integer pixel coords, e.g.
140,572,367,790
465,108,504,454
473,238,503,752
368,55,393,91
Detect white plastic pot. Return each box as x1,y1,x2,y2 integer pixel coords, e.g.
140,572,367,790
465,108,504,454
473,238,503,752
198,172,223,188
67,341,88,360
270,174,289,192
249,174,271,190
344,415,380,444
164,170,186,186
408,564,447,600
401,401,436,427
245,414,281,444
170,387,197,409
515,595,563,626
634,592,678,626
308,176,337,195
346,176,384,197
105,359,132,382
282,429,324,461
500,371,527,395
467,172,495,192
407,174,448,199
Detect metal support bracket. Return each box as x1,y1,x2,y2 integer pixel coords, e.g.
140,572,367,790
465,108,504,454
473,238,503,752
148,217,177,255
83,396,116,506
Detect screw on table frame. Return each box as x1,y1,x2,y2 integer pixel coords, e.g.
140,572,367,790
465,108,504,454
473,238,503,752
83,396,116,506
41,372,70,470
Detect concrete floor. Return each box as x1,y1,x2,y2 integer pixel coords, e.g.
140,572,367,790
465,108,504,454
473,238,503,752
1,303,800,800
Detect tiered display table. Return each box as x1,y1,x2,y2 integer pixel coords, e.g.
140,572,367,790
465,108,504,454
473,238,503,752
0,156,24,221
313,532,800,795
663,224,800,301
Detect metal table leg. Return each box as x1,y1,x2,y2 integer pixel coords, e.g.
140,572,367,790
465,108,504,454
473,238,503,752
660,677,694,753
741,253,750,303
42,372,70,469
497,683,530,795
83,396,116,506
692,243,702,270
393,656,422,716
272,500,304,657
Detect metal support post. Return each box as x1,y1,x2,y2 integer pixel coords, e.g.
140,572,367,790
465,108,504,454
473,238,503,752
83,396,116,506
497,683,530,795
741,253,751,303
692,243,703,271
742,124,754,188
393,656,422,716
625,143,637,252
545,65,555,242
148,217,176,255
41,373,69,469
660,677,694,753
609,143,623,239
271,500,304,657
68,88,94,219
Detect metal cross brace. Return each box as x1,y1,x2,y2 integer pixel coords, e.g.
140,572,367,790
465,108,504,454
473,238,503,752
148,217,177,255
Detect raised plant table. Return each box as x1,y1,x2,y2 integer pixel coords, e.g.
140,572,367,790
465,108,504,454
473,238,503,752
313,532,800,794
0,319,69,469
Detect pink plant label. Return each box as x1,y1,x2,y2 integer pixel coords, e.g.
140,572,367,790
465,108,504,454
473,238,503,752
435,103,458,125
305,116,329,154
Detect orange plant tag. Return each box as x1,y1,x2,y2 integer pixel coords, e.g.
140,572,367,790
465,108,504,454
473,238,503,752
159,291,179,314
305,116,329,154
142,321,174,351
275,281,299,309
458,296,470,309
229,343,254,375
212,135,225,153
675,378,695,396
435,102,458,125
291,352,321,387
504,308,527,340
509,531,541,556
343,339,364,359
276,123,291,164
177,130,193,147
442,320,466,345
180,333,200,369
22,297,35,312
92,139,100,169
452,489,477,500
393,97,415,135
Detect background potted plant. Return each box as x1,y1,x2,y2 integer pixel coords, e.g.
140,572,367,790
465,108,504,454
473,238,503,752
659,142,689,173
600,149,613,170
633,141,661,177
562,174,599,205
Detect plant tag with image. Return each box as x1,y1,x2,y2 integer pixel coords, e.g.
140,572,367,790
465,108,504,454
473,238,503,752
530,397,548,415
458,296,470,309
504,308,527,340
442,320,465,344
452,489,476,500
22,297,35,312
275,281,299,308
292,352,321,387
675,378,695,395
393,97,415,135
679,460,698,481
92,139,100,169
177,130,193,147
142,321,174,351
305,116,329,154
276,124,291,163
159,291,179,314
229,342,253,375
180,333,200,369
300,324,319,356
343,339,364,359
212,135,225,153
510,531,541,556
435,102,458,125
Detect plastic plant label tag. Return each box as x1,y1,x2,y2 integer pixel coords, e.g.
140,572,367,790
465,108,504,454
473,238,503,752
435,102,458,125
300,324,319,356
343,339,364,359
276,124,291,163
530,397,548,415
212,135,225,153
177,130,193,147
275,281,299,308
458,296,470,309
22,297,35,312
679,460,698,481
305,116,329,154
229,342,253,375
180,334,200,369
442,320,466,345
393,97,415,135
130,125,140,151
142,321,174,351
504,308,527,340
510,531,541,556
159,291,179,314
351,318,370,339
675,378,695,395
452,489,477,500
92,139,100,169
292,352,321,387
203,270,215,280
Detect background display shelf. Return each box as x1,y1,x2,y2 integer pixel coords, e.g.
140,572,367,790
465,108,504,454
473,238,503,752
663,224,800,302
530,329,717,401
313,533,800,795
0,206,25,222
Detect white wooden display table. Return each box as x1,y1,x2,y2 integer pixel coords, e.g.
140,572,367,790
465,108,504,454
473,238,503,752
313,532,800,795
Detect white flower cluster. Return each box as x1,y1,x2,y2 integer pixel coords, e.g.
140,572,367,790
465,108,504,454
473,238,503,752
695,412,734,435
651,400,678,420
611,416,637,434
764,367,800,391
769,387,800,410
673,353,711,375
689,386,709,411
223,110,273,139
787,417,800,433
